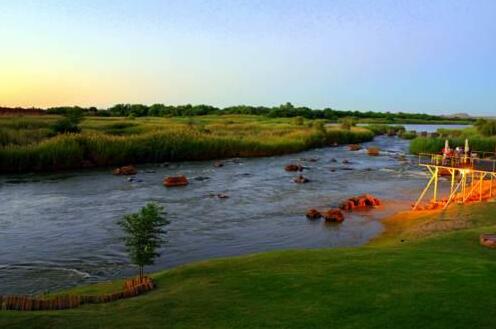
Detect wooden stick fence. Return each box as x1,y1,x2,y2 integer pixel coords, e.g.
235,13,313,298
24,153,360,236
0,276,154,311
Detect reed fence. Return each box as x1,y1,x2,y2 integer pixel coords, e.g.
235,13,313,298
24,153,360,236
0,276,154,311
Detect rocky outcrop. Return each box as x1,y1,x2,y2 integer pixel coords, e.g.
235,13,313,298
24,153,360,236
348,144,362,151
163,176,189,187
323,209,345,223
293,175,310,184
306,209,322,219
367,147,380,156
480,234,496,248
285,164,303,172
340,194,381,211
112,165,137,175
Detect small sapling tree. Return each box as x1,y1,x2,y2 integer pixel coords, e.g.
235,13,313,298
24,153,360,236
119,202,169,281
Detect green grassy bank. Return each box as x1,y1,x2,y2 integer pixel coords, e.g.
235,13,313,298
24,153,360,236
2,202,496,329
409,122,496,154
0,115,374,173
410,136,496,154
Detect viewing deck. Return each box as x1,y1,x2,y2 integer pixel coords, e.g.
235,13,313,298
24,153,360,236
414,151,496,210
418,152,496,173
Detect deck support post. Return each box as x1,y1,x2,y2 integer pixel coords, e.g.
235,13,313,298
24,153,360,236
433,167,439,203
479,172,484,202
412,167,436,210
450,169,455,195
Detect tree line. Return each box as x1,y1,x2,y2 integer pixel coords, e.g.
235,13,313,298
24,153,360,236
1,103,470,122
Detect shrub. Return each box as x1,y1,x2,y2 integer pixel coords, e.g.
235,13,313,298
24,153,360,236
339,117,356,130
399,131,417,140
52,109,84,134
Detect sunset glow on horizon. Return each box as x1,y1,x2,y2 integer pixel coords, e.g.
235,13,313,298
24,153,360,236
1,0,495,115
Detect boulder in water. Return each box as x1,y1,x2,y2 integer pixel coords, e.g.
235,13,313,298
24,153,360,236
127,176,143,183
163,176,189,187
348,144,362,151
340,194,381,211
323,209,345,223
367,147,380,156
112,165,137,176
306,209,322,219
285,164,303,172
293,175,310,184
213,161,224,168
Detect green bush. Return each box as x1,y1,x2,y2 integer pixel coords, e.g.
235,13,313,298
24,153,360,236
399,131,417,140
52,109,84,134
339,117,357,130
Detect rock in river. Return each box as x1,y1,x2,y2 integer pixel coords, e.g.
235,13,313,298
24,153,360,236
285,163,304,172
293,175,310,184
340,194,381,211
163,176,189,187
306,209,322,219
348,144,362,151
323,209,345,223
112,165,137,176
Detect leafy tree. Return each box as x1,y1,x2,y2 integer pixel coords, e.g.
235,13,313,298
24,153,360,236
52,108,84,133
119,203,169,280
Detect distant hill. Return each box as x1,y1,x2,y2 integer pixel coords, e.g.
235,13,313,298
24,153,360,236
441,113,473,119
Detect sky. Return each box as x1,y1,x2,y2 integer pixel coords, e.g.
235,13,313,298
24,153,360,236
0,0,495,115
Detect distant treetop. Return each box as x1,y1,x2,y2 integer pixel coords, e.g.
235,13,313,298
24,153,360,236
0,103,473,123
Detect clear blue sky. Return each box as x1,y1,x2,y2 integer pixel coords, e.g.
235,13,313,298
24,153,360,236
1,0,495,115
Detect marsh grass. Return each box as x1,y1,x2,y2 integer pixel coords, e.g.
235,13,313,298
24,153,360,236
0,115,374,173
410,136,496,154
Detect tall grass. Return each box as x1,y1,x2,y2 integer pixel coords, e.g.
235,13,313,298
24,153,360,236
410,137,496,154
0,123,374,173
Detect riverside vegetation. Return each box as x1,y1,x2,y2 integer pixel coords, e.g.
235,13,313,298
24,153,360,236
0,114,375,173
410,119,496,154
1,202,495,328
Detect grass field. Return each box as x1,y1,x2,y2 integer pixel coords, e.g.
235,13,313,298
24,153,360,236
0,114,374,173
2,202,496,329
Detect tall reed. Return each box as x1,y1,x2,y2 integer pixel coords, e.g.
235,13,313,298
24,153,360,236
0,127,374,173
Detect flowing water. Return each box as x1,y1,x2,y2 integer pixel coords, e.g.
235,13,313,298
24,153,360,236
0,135,438,294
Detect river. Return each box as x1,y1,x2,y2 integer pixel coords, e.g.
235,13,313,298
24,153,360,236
0,133,447,294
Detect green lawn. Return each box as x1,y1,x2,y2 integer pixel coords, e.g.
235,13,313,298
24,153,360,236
2,203,496,328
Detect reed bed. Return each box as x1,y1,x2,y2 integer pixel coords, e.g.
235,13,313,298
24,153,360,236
410,136,496,154
0,115,374,173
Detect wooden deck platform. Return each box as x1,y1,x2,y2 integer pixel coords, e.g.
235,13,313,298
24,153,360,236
413,152,496,210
